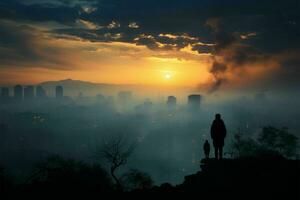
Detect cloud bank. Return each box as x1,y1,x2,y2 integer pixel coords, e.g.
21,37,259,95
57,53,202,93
0,0,299,92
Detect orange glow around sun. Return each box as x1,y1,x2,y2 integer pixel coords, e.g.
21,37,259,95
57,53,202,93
0,37,213,87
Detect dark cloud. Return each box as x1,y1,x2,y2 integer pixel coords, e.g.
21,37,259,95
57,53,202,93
0,21,40,62
192,44,213,54
0,20,74,69
0,0,81,25
200,1,299,92
1,0,298,47
208,61,228,93
1,0,298,53
265,53,300,90
210,62,227,74
135,36,159,50
208,78,225,94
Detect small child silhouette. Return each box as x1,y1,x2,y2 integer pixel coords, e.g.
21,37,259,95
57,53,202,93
203,140,210,159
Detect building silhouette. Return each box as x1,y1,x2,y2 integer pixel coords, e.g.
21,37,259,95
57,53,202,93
55,86,63,98
167,96,177,108
118,91,132,104
36,85,47,99
96,94,105,104
24,86,35,100
1,87,9,98
14,85,23,100
143,99,153,109
188,94,202,110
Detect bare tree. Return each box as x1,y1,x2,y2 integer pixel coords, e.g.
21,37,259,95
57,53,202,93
95,134,136,190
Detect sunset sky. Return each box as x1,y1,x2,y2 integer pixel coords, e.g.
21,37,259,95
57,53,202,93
0,0,299,92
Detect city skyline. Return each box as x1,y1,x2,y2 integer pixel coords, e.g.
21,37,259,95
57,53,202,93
1,83,201,105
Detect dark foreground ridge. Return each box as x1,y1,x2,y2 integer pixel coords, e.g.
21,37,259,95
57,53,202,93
1,157,299,197
133,157,300,197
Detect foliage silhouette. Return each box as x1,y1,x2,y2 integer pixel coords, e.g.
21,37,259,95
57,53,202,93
23,155,112,193
121,169,153,191
231,126,298,159
0,167,12,195
95,134,136,190
259,126,298,158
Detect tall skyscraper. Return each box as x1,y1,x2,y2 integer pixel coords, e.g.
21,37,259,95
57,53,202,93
55,86,63,98
14,85,23,100
36,85,47,99
167,96,177,108
188,94,202,110
24,86,35,100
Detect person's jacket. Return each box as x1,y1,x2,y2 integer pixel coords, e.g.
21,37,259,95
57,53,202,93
210,119,227,140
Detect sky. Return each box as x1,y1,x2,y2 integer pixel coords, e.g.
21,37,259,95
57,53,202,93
0,0,299,93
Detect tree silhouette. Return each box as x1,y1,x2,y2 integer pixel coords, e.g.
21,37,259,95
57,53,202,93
231,126,298,158
95,134,136,190
231,132,258,158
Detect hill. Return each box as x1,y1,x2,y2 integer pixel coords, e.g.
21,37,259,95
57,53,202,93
137,158,300,198
39,79,126,97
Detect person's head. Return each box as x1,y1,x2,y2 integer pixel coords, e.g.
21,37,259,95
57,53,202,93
205,139,208,143
215,113,221,120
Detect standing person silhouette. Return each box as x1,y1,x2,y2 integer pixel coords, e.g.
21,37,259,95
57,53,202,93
203,140,210,159
210,114,227,160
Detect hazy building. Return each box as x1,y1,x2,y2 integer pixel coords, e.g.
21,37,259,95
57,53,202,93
1,87,9,98
96,94,105,103
188,94,202,110
167,96,177,108
143,99,153,109
118,91,132,104
55,86,63,98
24,86,35,100
135,98,153,113
36,85,47,99
14,85,23,100
107,96,114,104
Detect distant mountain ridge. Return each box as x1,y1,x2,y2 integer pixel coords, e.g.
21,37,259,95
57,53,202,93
39,79,137,97
38,79,193,97
40,79,124,88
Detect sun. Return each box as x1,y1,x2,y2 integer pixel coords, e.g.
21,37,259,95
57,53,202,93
164,72,172,80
